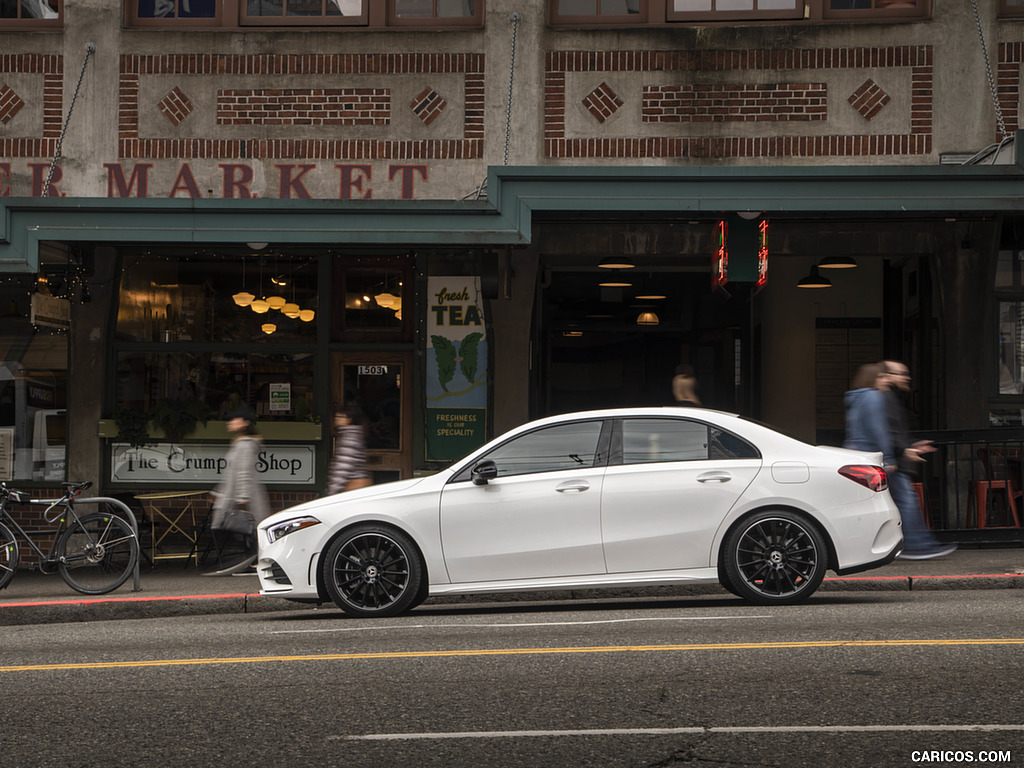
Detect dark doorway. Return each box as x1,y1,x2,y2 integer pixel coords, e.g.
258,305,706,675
536,267,751,416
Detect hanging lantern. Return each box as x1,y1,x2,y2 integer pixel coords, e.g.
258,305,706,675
266,295,287,310
261,322,277,334
232,291,255,307
299,309,315,322
282,302,300,318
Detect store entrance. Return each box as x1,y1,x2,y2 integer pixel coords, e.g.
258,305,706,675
331,351,412,482
536,267,751,416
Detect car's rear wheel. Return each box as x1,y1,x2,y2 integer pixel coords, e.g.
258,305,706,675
723,510,827,605
322,524,423,618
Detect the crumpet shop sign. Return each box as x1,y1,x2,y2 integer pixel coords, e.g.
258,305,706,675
110,443,315,485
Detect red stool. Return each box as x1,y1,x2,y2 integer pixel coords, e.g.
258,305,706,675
911,482,929,528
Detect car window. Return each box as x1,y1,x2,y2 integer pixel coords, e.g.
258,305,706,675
710,427,760,460
477,420,605,478
622,418,708,464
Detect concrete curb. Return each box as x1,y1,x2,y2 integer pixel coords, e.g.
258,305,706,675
2,572,1023,626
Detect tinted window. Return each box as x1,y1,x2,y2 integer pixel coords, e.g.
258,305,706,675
622,419,708,464
710,427,759,459
482,421,604,477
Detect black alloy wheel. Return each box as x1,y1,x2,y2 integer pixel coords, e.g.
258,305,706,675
722,510,827,605
322,524,424,618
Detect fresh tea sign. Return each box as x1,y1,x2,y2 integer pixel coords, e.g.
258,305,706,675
426,277,488,462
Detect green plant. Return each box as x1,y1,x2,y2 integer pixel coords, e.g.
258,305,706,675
150,397,209,443
113,407,151,449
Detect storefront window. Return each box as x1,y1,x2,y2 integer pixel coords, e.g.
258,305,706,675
0,280,67,483
116,252,318,345
999,302,1024,396
115,351,315,423
333,257,412,342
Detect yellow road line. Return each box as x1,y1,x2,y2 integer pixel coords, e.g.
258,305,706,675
3,638,1024,673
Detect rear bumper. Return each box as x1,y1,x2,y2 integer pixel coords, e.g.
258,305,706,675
834,538,903,576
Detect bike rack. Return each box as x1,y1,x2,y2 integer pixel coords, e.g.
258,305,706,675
29,496,142,592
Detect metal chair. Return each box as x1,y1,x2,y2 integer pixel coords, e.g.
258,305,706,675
972,448,1023,529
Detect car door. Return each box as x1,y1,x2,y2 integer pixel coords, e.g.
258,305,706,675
439,419,609,584
601,417,761,573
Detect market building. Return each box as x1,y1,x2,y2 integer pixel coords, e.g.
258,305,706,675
2,0,1024,546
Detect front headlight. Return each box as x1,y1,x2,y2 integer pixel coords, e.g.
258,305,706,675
266,516,321,543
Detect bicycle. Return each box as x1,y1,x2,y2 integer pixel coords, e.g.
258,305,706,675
0,480,140,595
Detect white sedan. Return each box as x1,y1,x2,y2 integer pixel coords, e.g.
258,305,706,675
257,407,902,616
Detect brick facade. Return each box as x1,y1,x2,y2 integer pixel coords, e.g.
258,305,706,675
117,53,484,162
544,46,933,159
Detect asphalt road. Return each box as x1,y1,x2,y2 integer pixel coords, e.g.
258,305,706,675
2,590,1023,768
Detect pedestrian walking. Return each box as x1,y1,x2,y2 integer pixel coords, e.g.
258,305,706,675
326,407,372,495
878,360,956,560
672,364,702,406
205,405,270,576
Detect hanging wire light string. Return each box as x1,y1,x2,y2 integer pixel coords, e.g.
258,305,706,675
503,11,521,167
42,42,96,199
971,0,1007,142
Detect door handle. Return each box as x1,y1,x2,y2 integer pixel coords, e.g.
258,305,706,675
555,480,590,493
697,471,732,483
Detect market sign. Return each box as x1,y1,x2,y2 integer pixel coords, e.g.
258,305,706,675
426,277,488,462
110,443,315,485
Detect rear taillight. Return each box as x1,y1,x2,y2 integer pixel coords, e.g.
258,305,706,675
839,465,888,492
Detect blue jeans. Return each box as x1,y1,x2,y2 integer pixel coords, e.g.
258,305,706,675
889,470,939,552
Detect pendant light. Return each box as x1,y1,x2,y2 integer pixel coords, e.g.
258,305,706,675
796,264,832,289
261,322,277,334
636,311,660,326
818,256,858,269
233,255,255,307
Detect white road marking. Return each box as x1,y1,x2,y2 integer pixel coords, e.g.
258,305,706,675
339,724,1024,741
271,615,772,634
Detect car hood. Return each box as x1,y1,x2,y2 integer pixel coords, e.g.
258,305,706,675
259,474,438,527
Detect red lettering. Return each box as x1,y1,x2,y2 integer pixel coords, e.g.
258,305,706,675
336,164,373,200
219,164,255,199
29,162,62,197
104,162,152,198
0,163,9,197
388,164,426,200
169,164,202,198
277,164,315,199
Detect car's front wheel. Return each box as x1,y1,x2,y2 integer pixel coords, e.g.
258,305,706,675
722,510,827,605
322,524,424,618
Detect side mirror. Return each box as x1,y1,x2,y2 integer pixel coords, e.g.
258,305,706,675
471,460,498,486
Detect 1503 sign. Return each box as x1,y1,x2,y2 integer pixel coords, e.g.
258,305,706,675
111,443,315,485
358,365,389,375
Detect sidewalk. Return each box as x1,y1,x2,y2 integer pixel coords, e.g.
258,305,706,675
1,546,1022,626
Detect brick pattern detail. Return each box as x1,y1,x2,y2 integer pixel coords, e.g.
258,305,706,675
218,88,390,126
118,53,484,161
545,46,933,159
582,82,623,123
643,83,826,123
997,43,1022,139
848,79,890,120
409,87,447,125
0,54,62,159
158,86,194,126
0,84,25,125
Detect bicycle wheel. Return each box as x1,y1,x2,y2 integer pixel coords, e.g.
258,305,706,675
0,520,19,590
57,512,138,595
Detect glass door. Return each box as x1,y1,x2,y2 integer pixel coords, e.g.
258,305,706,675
331,351,412,481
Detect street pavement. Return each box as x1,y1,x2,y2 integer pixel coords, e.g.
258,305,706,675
1,546,1021,626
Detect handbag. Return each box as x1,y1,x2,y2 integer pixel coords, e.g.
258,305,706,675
216,504,255,536
345,477,373,492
